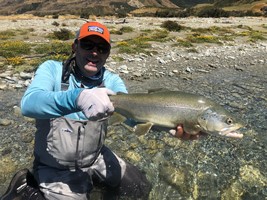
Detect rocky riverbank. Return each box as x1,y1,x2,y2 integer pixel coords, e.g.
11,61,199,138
0,16,266,199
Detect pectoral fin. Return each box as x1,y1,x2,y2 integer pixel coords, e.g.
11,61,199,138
183,122,202,135
109,112,127,125
134,122,154,136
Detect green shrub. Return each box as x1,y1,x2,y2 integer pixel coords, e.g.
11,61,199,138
49,28,74,40
149,29,170,42
197,7,229,18
0,30,16,40
115,39,151,55
110,29,123,35
115,29,170,54
187,34,221,44
120,26,134,33
110,26,134,35
174,38,193,47
0,40,31,58
6,56,25,66
52,14,59,19
14,64,36,72
155,8,192,18
161,20,182,32
249,31,266,42
112,56,124,62
34,40,72,56
52,21,60,27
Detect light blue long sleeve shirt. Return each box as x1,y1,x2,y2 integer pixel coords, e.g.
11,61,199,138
21,60,127,120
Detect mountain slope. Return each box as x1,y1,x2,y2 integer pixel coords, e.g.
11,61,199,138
0,0,265,15
0,0,179,15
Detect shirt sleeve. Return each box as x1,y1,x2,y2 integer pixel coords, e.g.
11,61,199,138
21,60,82,119
103,70,128,94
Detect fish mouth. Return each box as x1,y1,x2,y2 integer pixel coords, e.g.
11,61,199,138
218,131,243,138
218,125,244,138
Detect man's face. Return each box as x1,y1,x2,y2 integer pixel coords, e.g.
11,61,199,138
75,35,110,77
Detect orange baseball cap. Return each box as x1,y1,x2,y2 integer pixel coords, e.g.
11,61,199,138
76,21,110,45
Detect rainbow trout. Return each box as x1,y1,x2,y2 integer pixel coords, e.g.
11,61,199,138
110,91,243,138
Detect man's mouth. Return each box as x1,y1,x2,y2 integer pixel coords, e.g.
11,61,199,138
87,59,99,65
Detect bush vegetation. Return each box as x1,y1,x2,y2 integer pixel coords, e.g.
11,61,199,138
0,30,16,40
186,34,221,44
0,41,31,58
155,8,193,18
134,7,264,18
161,20,182,32
34,40,72,56
115,29,170,55
0,13,266,71
173,38,193,47
110,26,134,35
197,7,230,18
48,28,75,41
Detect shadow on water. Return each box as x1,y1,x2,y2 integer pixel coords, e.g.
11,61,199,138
0,66,266,199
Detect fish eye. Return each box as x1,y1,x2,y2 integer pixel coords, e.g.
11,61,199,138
226,118,233,125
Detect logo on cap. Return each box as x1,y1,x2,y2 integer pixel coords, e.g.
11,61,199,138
88,26,104,34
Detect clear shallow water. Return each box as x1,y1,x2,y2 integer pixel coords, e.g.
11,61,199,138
117,67,267,199
0,66,266,199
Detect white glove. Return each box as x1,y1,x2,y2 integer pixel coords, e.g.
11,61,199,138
76,88,115,121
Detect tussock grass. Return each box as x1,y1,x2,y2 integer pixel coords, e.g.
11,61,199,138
174,38,193,47
249,30,266,42
0,28,35,40
47,28,75,40
110,26,134,35
34,40,72,55
0,40,71,68
13,64,36,73
6,56,25,66
115,29,170,54
0,40,31,58
120,26,134,33
116,39,151,54
186,34,222,44
237,29,266,42
0,30,16,40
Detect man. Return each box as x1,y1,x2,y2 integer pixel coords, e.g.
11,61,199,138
1,21,199,200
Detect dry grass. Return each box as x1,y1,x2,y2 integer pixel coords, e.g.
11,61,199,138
223,0,267,11
0,14,81,20
0,14,42,20
130,7,160,15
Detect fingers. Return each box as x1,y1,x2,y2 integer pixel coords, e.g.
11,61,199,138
76,88,115,121
104,88,116,96
172,124,202,140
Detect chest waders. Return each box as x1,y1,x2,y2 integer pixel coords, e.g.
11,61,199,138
34,70,107,170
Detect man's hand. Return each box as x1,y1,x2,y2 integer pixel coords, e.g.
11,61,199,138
77,88,115,121
170,124,205,140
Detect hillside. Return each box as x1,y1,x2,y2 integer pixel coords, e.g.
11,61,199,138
0,0,266,15
0,0,179,15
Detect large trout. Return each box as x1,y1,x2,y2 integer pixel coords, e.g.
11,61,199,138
110,90,244,138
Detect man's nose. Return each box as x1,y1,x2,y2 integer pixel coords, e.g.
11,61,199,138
89,47,99,56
